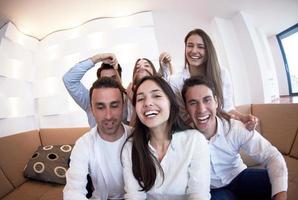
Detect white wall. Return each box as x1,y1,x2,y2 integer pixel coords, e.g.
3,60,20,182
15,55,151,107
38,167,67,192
0,24,39,137
210,17,252,106
0,11,161,137
152,10,210,73
0,10,287,136
269,36,289,96
153,10,281,106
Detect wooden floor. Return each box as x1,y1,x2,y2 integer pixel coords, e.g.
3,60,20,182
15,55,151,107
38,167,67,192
271,96,298,104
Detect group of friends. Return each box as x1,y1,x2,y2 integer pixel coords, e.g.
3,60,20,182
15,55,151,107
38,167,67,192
62,29,288,200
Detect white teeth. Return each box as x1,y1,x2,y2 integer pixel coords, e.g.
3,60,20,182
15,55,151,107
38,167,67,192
190,55,200,59
198,115,208,120
197,115,209,123
144,110,158,118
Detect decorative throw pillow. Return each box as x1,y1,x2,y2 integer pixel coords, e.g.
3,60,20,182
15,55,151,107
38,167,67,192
24,144,74,184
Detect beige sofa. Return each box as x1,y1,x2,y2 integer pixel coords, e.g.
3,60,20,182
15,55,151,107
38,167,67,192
0,103,297,200
0,127,89,200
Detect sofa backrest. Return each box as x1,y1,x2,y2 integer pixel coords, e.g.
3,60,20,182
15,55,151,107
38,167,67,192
252,103,298,155
0,167,14,199
0,130,41,191
289,130,298,159
39,127,90,146
0,127,89,199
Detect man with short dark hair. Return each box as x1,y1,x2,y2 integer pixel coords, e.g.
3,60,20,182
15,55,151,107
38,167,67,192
63,53,123,128
182,76,288,200
64,77,132,200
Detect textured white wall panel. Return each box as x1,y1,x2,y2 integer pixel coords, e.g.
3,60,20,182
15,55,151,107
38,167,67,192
0,97,35,118
0,116,39,138
37,95,69,116
0,78,34,98
39,110,88,128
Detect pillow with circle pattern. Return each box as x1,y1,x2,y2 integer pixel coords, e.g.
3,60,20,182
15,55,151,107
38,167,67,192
23,144,74,185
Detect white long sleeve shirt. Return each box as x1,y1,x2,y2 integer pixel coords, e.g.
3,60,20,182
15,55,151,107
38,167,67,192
210,117,288,197
63,124,132,200
122,129,211,200
63,59,96,127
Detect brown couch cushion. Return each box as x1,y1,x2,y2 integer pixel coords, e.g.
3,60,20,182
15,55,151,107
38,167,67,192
290,129,298,159
0,130,41,188
0,168,14,199
24,144,73,185
40,127,89,146
252,104,298,154
2,180,63,200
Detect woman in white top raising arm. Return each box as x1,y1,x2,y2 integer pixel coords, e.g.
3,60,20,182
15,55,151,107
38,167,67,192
167,29,257,130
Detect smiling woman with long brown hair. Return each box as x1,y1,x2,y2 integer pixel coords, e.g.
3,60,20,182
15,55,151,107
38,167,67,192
121,75,210,200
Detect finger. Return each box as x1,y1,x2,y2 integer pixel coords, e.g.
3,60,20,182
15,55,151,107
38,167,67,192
247,121,257,129
246,124,254,131
166,55,171,61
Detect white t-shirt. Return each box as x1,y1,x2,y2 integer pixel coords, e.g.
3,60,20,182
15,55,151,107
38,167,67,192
98,132,127,199
64,124,132,200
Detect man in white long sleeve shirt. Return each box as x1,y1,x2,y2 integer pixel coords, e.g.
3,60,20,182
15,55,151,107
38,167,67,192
64,77,132,200
63,53,124,127
182,76,288,200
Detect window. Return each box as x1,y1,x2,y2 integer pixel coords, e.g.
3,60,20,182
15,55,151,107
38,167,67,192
277,23,298,96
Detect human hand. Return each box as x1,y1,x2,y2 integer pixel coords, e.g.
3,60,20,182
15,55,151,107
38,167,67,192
100,53,118,68
159,52,171,65
91,53,118,68
239,114,258,131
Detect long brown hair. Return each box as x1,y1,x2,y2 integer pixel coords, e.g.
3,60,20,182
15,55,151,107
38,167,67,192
132,58,157,89
123,75,189,192
184,29,224,109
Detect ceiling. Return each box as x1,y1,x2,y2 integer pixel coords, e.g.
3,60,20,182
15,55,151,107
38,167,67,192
0,0,297,40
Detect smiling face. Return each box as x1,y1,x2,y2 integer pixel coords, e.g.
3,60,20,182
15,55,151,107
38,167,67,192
185,34,206,68
133,59,155,81
91,87,123,140
135,80,170,130
185,84,218,138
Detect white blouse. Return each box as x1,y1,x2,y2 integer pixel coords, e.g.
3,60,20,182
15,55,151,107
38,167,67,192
122,129,211,200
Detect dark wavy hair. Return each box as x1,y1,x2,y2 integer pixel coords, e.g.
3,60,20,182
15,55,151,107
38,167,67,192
122,75,189,192
184,29,224,109
96,63,122,78
89,77,126,105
